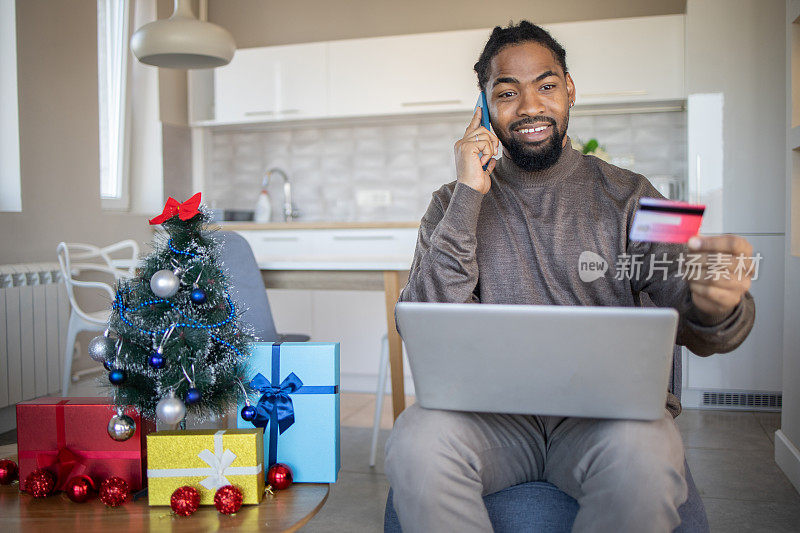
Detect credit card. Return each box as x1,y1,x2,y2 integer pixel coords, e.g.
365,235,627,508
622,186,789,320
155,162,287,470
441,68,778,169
629,197,706,243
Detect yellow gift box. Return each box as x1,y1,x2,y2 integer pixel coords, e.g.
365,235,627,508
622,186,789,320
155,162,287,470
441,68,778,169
146,428,265,506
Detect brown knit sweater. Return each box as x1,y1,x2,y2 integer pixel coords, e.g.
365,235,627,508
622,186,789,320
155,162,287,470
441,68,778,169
399,137,756,417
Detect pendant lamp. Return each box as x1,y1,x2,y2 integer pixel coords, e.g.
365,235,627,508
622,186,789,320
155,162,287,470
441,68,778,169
130,0,236,69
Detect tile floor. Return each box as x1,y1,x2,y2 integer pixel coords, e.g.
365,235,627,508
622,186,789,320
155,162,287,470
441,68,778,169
2,375,799,532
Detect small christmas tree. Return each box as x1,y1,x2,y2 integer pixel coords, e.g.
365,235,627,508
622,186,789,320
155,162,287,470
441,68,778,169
89,193,252,425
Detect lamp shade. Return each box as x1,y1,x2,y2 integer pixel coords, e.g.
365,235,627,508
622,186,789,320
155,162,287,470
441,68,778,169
130,0,236,69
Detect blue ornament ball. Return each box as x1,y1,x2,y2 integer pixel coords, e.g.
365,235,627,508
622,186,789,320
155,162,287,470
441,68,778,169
185,387,202,405
148,352,165,369
241,405,256,422
108,369,126,385
190,288,207,304
103,359,114,371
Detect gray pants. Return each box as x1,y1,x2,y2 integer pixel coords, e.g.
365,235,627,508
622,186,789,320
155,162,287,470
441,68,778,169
385,404,688,533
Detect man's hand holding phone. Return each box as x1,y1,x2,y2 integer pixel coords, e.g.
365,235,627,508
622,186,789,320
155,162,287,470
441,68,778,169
454,105,499,194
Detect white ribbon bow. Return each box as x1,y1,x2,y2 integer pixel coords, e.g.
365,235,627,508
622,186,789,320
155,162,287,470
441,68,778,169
198,430,239,490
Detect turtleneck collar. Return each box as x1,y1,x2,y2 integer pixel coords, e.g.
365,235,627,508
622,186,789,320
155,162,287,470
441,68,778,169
493,135,582,188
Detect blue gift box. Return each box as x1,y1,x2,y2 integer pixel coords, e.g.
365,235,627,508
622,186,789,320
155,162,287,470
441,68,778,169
237,342,340,483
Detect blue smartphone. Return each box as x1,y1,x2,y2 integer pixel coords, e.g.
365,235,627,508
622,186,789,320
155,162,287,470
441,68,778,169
475,92,492,170
475,92,492,131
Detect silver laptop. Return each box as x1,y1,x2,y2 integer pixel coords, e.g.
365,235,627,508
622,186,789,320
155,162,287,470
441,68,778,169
396,302,679,421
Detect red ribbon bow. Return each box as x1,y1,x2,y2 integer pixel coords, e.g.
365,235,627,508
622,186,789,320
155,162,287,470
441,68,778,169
45,447,89,491
148,192,202,225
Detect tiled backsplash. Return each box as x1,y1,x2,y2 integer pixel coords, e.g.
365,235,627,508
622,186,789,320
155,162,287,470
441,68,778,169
205,110,686,222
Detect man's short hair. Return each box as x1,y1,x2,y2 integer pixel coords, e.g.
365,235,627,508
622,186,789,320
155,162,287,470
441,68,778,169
473,20,568,91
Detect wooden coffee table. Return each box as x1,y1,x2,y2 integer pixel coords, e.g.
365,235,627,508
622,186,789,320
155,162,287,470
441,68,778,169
0,449,329,532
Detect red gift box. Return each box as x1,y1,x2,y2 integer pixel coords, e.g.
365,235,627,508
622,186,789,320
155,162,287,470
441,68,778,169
16,397,153,492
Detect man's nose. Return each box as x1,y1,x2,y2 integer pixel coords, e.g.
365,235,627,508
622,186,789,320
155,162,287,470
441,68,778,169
516,88,546,117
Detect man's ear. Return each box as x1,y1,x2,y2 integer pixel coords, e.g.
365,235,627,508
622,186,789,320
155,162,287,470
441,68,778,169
565,72,576,104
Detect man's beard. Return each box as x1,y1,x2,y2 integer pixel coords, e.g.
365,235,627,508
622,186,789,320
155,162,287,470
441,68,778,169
500,115,568,172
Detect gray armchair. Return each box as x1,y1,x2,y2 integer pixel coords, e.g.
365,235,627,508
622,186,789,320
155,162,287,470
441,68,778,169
216,231,309,343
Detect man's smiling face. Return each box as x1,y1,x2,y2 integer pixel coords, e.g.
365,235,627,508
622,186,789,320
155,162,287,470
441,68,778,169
485,41,576,171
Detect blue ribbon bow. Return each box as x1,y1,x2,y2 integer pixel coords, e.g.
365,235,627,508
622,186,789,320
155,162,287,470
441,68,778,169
250,371,303,434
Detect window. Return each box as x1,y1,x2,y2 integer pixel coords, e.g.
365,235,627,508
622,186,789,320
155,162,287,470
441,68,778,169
0,0,21,212
97,0,130,208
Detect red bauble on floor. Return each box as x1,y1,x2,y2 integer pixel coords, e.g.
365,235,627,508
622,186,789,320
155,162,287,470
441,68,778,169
213,485,243,515
64,475,96,503
170,486,201,516
266,463,293,490
99,476,129,507
25,469,55,498
0,459,18,485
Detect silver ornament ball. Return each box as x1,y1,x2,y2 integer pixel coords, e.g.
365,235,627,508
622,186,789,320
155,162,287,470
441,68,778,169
156,392,186,425
88,334,116,362
107,413,136,441
150,269,180,298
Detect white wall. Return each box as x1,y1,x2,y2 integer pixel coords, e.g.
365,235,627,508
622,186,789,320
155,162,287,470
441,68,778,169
0,0,152,265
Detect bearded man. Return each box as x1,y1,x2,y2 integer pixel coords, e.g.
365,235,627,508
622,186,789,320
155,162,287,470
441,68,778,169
385,20,756,533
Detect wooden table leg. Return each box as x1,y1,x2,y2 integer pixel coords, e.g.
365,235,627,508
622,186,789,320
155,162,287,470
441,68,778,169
383,270,408,421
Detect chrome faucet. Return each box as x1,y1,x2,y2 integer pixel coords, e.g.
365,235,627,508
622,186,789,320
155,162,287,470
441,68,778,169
262,167,299,222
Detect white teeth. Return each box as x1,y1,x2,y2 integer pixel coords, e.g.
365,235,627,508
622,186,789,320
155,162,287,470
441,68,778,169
518,125,549,134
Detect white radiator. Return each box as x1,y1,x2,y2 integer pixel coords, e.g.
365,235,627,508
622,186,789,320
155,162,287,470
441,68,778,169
0,263,70,409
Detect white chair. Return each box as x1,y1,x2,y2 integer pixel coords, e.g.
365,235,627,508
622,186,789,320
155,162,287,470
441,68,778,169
370,333,391,467
56,240,139,395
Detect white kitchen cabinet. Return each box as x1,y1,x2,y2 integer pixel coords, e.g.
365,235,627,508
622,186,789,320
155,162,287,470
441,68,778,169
545,15,685,105
235,229,318,263
213,42,327,123
200,16,686,126
234,228,418,270
682,235,784,400
327,29,490,118
677,1,786,405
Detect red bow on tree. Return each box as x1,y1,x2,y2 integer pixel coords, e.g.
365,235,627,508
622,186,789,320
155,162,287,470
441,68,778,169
148,193,202,225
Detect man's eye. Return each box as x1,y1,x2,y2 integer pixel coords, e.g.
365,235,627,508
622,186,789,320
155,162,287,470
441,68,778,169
499,91,515,98
541,84,555,91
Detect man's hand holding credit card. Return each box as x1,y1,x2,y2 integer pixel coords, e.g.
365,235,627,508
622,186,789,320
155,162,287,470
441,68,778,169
629,198,706,243
630,197,756,320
